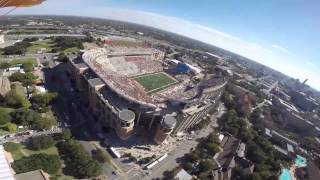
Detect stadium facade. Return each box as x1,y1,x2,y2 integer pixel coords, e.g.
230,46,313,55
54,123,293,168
67,40,227,144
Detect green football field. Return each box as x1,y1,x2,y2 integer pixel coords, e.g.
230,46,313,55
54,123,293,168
134,72,176,93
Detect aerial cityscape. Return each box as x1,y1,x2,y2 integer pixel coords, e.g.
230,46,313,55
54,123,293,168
0,1,319,180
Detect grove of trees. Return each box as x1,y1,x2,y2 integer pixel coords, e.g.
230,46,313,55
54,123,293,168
2,41,31,55
57,139,102,178
29,135,55,150
3,142,20,152
10,108,57,130
30,92,58,113
9,72,38,87
0,108,11,125
180,133,220,178
52,37,84,51
12,153,61,174
219,84,293,179
5,89,31,109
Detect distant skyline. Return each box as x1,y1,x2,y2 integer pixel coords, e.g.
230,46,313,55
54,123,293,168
3,0,320,90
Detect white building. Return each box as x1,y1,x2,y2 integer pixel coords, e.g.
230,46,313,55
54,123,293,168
0,145,15,180
0,35,4,44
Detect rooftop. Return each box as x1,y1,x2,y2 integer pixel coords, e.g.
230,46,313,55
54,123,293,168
174,168,192,180
119,109,135,122
88,78,105,87
162,116,177,129
0,77,11,97
216,136,240,168
14,170,49,180
0,145,15,180
75,63,88,69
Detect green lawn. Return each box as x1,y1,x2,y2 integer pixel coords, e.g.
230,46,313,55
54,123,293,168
64,47,80,54
0,107,15,114
1,58,38,68
21,146,59,157
0,129,11,137
10,58,37,65
27,40,55,54
134,72,177,93
10,144,59,160
9,143,75,180
0,107,16,136
11,82,26,96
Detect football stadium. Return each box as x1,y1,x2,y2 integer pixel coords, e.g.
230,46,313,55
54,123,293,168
68,36,227,144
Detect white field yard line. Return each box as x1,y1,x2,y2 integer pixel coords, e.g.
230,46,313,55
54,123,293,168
147,72,178,93
147,81,178,94
146,72,178,93
160,72,178,82
132,71,164,79
133,72,178,93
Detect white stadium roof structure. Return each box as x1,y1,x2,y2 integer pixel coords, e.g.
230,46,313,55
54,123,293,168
0,145,15,180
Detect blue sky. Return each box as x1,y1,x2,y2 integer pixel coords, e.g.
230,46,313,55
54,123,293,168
4,0,320,89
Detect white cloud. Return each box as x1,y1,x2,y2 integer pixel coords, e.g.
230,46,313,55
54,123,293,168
8,0,319,90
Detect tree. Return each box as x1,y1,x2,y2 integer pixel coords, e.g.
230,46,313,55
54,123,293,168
0,62,11,69
53,37,84,51
94,148,109,163
222,91,235,109
61,129,72,140
0,109,11,125
12,153,61,174
4,123,17,133
207,133,220,144
23,37,38,42
33,117,57,130
10,109,55,130
57,52,69,62
232,167,249,180
5,89,31,108
11,108,41,126
57,140,102,178
29,135,55,150
22,62,34,72
239,128,254,143
185,151,200,163
3,41,31,55
3,142,20,152
204,143,220,155
198,160,215,172
31,92,58,112
250,109,261,123
247,144,267,164
9,72,37,86
241,172,262,180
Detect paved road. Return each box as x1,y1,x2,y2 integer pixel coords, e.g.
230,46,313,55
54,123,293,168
0,127,62,145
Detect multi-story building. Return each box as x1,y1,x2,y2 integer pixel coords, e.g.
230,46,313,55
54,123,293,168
290,90,319,112
68,44,227,144
272,97,320,136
